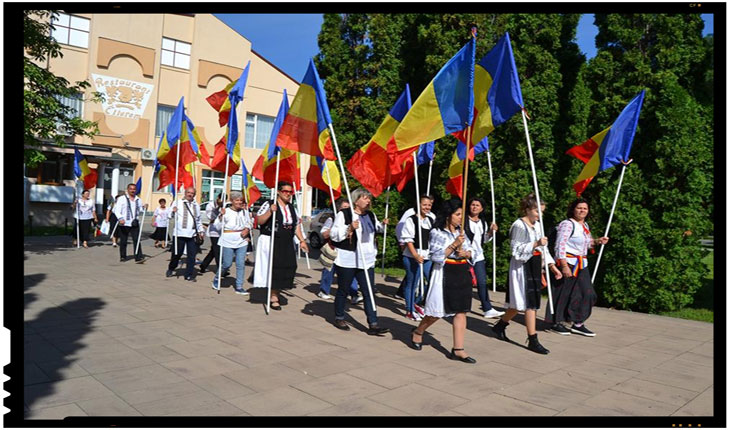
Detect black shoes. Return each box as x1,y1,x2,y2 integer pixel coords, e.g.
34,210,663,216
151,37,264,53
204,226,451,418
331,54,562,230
198,266,207,274
120,257,126,262
184,276,196,282
166,270,174,278
492,319,510,341
570,324,596,337
449,348,476,364
550,324,571,335
527,333,550,354
334,320,350,331
410,327,424,350
366,325,390,336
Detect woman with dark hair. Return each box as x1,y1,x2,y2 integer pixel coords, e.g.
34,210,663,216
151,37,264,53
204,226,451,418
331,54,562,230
492,193,562,354
410,198,478,363
252,181,309,310
105,193,123,247
465,197,502,318
72,189,98,248
545,198,608,336
150,198,170,248
400,195,435,321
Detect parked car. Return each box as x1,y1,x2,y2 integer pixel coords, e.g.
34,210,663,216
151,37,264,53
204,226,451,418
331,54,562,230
307,209,334,249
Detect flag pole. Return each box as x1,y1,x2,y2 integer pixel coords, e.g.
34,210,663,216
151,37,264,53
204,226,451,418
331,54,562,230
75,183,80,248
426,158,433,196
215,159,231,295
293,181,311,269
412,151,425,301
486,149,497,292
380,186,391,278
265,152,281,315
174,138,182,253
460,126,473,231
329,123,377,312
591,159,631,284
135,173,154,257
521,109,554,314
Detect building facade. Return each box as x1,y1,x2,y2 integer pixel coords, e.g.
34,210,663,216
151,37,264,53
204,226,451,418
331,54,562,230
25,12,315,227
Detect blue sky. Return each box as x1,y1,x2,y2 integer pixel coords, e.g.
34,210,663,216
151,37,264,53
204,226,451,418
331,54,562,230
216,13,715,82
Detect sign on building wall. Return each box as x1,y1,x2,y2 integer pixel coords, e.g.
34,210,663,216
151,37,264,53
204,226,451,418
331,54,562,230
92,73,154,119
231,174,242,191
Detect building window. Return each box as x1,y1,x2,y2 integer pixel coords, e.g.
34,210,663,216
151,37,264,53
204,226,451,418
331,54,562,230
244,113,275,150
55,93,84,134
51,13,90,49
253,178,270,201
161,37,191,70
155,104,176,137
27,152,75,185
200,169,225,204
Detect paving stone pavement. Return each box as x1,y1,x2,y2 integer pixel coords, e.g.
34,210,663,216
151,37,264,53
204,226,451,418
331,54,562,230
22,235,714,419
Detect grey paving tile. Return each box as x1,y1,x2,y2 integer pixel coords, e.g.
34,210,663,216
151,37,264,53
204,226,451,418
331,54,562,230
162,355,247,380
368,383,469,415
689,341,713,358
672,387,713,416
135,344,188,363
309,397,407,416
228,386,333,416
190,374,256,399
453,393,558,416
115,331,187,349
76,394,142,416
612,378,701,407
76,349,155,374
293,373,389,405
116,380,204,405
567,361,641,383
25,403,88,420
36,361,90,382
24,362,51,386
654,358,713,380
279,352,364,378
224,363,315,393
132,390,224,416
347,362,433,390
165,337,242,358
220,345,299,368
499,380,592,411
675,351,714,367
93,363,186,393
535,369,619,395
165,325,237,342
587,351,675,373
24,375,116,410
582,389,680,415
268,338,347,358
416,367,505,400
635,367,713,393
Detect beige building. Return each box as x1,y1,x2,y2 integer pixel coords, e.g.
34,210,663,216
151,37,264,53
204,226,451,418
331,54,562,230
25,12,317,227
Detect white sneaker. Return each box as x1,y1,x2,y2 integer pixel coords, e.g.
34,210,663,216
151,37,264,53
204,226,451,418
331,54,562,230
317,291,333,300
484,309,505,318
351,294,363,305
112,243,118,247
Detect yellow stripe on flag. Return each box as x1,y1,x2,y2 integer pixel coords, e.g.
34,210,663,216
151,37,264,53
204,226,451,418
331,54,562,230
392,82,445,151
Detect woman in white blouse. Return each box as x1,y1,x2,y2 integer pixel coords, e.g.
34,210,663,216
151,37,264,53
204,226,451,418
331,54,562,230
400,195,435,321
492,193,562,354
330,188,390,335
72,189,98,248
545,198,608,337
410,199,478,363
149,198,170,248
212,192,253,295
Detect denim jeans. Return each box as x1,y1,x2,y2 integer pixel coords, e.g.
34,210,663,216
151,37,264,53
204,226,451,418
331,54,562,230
403,255,432,313
320,267,359,297
168,236,197,278
334,266,377,325
214,246,246,289
473,259,494,311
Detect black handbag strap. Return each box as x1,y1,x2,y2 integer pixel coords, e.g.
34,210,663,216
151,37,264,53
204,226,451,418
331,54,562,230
183,201,200,235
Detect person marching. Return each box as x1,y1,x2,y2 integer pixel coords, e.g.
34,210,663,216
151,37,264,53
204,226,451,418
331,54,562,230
105,193,123,247
330,188,390,335
252,181,309,310
199,193,223,274
212,191,253,295
113,183,147,262
464,197,503,318
491,193,562,354
150,198,170,248
72,189,98,248
545,198,608,336
316,198,360,303
165,187,205,281
400,195,435,321
410,198,477,363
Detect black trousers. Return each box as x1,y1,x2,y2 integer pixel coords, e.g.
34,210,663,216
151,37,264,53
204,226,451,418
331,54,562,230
78,219,93,242
118,225,143,260
200,237,220,270
168,236,198,278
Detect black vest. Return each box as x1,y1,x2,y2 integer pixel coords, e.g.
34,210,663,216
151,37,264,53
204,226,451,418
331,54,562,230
258,200,298,236
331,210,376,252
464,217,487,243
409,214,432,251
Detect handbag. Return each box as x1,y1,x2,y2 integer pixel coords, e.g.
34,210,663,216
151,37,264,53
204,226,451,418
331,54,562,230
318,242,338,269
184,201,205,246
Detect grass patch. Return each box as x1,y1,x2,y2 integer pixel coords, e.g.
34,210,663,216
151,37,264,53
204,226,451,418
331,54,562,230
660,308,713,323
24,226,70,237
378,266,406,278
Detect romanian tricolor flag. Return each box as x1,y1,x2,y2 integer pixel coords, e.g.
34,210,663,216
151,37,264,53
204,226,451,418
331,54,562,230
252,89,300,188
208,63,251,176
346,85,413,197
453,32,524,147
389,36,476,172
275,59,336,160
156,98,198,174
206,60,250,128
73,148,98,190
568,90,645,196
445,137,490,198
241,161,262,204
307,155,341,200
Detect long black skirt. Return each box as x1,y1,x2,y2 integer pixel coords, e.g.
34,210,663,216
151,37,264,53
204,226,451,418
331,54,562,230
271,225,297,290
545,264,596,324
442,261,472,314
150,227,169,241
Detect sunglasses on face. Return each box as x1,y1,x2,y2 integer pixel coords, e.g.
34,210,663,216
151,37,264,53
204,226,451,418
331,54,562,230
279,190,294,194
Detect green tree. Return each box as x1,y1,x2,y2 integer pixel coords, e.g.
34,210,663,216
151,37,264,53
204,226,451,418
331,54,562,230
24,10,103,167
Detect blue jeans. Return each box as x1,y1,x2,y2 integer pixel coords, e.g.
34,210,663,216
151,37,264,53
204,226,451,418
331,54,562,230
403,255,432,313
214,246,246,289
474,259,494,311
320,267,359,297
334,266,377,325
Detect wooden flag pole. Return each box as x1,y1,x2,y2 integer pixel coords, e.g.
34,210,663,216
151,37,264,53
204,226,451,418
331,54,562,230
380,186,391,278
486,149,497,292
265,152,281,315
591,159,632,284
412,151,425,300
329,123,377,313
521,109,554,314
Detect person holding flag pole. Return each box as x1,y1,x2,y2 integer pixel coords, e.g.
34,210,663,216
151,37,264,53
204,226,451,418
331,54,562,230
292,181,311,269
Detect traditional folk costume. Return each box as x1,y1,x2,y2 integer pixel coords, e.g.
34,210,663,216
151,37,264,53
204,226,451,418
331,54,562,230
545,219,597,325
199,201,222,271
424,227,477,318
150,206,170,242
464,217,498,314
213,207,253,292
74,198,96,242
167,198,204,279
252,200,299,290
113,193,145,261
506,219,556,311
401,213,434,317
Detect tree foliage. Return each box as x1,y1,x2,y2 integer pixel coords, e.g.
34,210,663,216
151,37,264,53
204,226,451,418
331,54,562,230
24,10,103,167
316,13,713,313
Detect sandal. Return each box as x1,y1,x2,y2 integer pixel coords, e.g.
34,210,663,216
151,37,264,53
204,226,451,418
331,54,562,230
270,301,282,311
410,328,424,351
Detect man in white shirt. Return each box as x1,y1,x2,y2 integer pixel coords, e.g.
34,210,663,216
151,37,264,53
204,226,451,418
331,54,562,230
113,183,147,263
166,187,205,281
